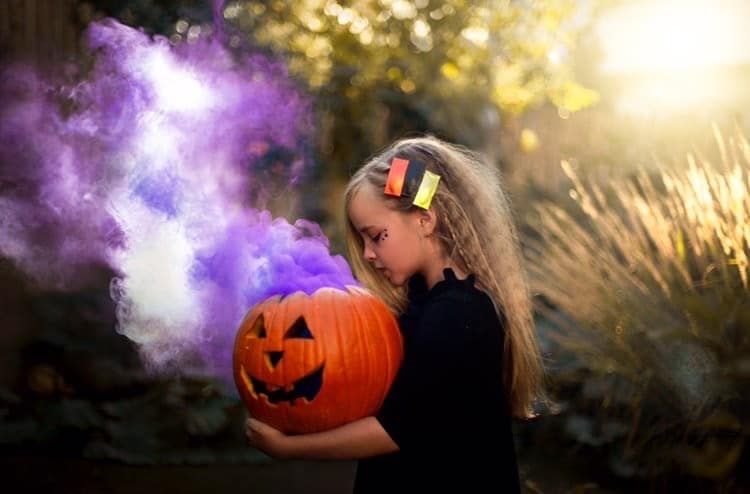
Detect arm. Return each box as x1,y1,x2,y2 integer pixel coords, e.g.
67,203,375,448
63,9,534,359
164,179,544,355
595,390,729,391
246,415,399,460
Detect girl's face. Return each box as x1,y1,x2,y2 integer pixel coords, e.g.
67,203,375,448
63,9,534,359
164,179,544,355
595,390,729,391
348,184,427,287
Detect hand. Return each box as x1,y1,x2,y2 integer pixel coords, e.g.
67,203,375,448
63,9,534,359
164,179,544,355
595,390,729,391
245,417,290,459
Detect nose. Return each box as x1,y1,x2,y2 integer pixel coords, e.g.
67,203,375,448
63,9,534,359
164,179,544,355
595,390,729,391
362,244,376,262
265,351,284,369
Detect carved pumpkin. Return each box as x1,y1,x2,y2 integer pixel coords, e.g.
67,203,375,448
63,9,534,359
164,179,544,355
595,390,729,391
233,286,404,434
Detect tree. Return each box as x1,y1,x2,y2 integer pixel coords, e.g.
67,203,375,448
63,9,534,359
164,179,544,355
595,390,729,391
223,0,600,175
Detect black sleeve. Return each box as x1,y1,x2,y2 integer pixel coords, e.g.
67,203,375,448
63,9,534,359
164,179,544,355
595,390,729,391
375,293,500,451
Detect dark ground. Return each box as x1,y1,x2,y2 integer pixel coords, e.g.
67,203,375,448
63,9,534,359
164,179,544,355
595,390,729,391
1,455,358,494
1,447,643,494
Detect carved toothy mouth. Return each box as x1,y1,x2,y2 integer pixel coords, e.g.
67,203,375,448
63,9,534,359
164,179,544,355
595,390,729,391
241,364,324,405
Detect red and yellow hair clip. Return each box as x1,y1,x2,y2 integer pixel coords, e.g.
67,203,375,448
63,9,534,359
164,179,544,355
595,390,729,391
383,157,441,209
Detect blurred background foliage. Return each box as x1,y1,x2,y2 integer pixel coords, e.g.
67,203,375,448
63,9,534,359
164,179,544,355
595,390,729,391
221,0,599,170
1,0,749,492
524,126,750,490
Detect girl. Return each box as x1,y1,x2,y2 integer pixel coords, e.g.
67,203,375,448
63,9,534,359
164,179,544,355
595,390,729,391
245,135,544,493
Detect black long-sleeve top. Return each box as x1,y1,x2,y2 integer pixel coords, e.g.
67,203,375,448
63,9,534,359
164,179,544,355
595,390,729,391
353,268,521,493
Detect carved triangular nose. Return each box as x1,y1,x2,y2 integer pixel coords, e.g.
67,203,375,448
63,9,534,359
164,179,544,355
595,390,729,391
266,351,284,369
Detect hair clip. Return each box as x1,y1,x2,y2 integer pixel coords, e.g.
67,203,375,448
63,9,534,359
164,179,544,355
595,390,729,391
384,157,441,209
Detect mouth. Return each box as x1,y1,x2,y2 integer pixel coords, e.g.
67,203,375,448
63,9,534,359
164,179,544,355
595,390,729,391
241,364,324,405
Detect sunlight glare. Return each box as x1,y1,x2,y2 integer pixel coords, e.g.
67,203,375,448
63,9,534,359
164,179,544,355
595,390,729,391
596,0,750,116
597,0,749,74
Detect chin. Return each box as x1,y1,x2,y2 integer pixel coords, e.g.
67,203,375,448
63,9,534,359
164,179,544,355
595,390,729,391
377,268,405,287
386,274,406,287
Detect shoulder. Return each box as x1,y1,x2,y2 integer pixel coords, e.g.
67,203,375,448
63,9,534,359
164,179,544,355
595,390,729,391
416,276,503,344
426,286,499,326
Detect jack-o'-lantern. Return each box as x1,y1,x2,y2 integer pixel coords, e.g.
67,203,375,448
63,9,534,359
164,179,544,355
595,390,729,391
233,286,404,434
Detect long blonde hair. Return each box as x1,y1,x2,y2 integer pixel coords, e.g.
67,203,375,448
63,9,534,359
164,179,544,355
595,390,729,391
344,135,543,418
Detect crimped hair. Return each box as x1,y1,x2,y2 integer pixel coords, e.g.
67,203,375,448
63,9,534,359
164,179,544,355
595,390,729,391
344,135,543,418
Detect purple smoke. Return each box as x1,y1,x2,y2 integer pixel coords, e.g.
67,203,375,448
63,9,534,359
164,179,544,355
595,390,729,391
0,18,357,386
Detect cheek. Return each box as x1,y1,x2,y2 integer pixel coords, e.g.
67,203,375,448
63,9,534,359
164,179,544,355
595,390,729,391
382,239,418,270
376,238,399,261
388,230,418,255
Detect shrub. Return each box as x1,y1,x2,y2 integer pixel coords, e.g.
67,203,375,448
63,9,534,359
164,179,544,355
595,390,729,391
525,125,750,486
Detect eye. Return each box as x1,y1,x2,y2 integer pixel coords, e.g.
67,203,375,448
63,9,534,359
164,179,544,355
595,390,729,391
285,316,314,339
371,231,384,243
248,314,266,338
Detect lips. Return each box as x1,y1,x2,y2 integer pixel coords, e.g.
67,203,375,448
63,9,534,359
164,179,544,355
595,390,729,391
241,364,324,405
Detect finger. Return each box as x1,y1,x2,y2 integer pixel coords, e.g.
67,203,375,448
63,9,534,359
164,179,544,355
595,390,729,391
245,420,256,437
245,427,256,444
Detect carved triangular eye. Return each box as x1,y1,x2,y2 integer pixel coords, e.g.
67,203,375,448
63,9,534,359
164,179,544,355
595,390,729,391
285,316,313,339
249,314,266,338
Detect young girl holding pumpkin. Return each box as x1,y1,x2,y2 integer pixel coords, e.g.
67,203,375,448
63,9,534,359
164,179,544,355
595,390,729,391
245,135,544,493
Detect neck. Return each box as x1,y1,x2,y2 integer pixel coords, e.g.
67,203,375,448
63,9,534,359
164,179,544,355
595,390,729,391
419,238,467,289
422,261,467,289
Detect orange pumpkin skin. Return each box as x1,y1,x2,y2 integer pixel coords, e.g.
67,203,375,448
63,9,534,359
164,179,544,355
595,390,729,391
233,286,404,434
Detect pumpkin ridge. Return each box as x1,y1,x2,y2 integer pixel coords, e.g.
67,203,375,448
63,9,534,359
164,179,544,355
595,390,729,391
328,288,352,424
361,292,380,417
372,293,402,410
307,289,324,430
367,300,393,408
278,294,290,425
352,293,373,414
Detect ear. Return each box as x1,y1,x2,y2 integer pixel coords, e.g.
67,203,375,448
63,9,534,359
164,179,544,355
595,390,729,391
416,208,437,236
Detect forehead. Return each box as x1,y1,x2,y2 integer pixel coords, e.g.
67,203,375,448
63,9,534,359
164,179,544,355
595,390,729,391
348,185,398,229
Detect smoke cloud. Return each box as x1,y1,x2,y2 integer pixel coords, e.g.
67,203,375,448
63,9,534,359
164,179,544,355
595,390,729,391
0,18,357,386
